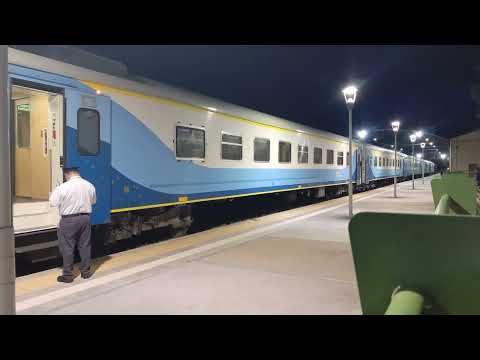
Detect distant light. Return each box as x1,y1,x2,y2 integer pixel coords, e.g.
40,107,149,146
400,148,403,151
420,142,426,149
391,145,394,148
410,134,417,143
416,153,422,159
357,129,368,140
342,85,358,105
373,138,377,142
206,107,217,112
415,131,423,139
425,138,429,142
433,145,436,148
429,142,434,146
391,121,400,132
96,89,101,95
440,153,447,160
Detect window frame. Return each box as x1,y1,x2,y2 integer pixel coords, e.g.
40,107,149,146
313,147,322,164
77,108,101,156
297,144,309,164
337,151,344,166
253,137,271,163
175,125,206,161
16,104,31,149
221,131,243,161
278,140,292,164
326,149,334,165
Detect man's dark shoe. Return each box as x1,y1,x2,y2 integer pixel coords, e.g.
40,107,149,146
57,275,73,283
81,272,92,279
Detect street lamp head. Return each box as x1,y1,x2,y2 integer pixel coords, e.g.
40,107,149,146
391,121,400,132
342,85,358,107
420,142,426,149
357,129,368,140
410,134,417,143
415,131,423,139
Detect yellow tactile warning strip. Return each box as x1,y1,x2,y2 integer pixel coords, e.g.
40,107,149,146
15,185,391,298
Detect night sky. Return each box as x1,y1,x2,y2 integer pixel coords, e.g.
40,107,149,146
77,45,480,156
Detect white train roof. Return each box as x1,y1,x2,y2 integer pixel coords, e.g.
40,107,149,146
7,45,434,166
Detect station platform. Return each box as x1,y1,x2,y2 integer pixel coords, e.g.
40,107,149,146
16,177,436,315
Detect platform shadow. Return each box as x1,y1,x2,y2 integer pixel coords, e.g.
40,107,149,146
71,255,112,279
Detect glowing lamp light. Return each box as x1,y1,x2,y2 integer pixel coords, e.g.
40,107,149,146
206,107,217,112
96,89,101,95
425,138,430,142
415,131,423,139
416,153,422,159
391,145,394,148
391,121,400,132
420,142,426,149
342,85,358,106
373,138,377,142
357,129,368,140
429,142,434,146
440,153,447,160
410,134,417,143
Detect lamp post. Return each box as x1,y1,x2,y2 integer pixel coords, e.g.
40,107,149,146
391,121,400,198
410,134,417,189
420,142,426,184
0,45,15,315
342,85,358,219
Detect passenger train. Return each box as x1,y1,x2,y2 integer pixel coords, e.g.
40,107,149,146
7,47,435,261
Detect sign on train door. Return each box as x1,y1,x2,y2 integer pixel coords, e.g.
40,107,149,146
64,89,111,226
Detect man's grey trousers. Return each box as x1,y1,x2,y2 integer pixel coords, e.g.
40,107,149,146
57,214,91,278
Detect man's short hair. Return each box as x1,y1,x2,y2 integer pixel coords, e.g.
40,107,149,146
63,167,80,175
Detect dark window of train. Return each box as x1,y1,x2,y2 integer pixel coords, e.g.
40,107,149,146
77,108,100,156
314,147,322,164
374,156,378,167
383,158,386,167
254,138,270,162
327,150,334,165
346,152,350,166
176,126,205,159
337,151,344,166
16,105,31,148
279,141,291,163
298,145,308,164
221,133,242,160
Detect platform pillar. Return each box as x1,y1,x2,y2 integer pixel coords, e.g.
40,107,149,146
0,45,15,315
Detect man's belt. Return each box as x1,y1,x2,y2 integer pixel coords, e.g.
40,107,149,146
62,213,90,218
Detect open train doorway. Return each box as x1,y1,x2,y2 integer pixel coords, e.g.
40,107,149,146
11,84,64,234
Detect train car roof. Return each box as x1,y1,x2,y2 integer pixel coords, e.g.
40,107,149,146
7,45,435,167
8,46,351,143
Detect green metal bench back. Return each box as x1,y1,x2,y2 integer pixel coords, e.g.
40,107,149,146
349,212,480,315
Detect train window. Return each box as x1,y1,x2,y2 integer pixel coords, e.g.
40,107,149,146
337,151,344,166
78,108,100,156
16,104,31,148
346,152,350,166
221,133,242,160
279,141,291,163
254,138,270,162
374,156,378,167
327,150,334,165
383,158,386,167
298,145,308,164
176,126,205,159
314,147,322,164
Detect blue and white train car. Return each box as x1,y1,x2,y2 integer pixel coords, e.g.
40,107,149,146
7,47,434,257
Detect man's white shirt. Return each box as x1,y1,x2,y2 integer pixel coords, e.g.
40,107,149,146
49,176,97,216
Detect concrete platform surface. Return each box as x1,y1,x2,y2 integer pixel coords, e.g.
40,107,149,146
16,177,436,315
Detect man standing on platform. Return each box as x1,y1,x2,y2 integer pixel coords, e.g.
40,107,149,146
49,167,96,283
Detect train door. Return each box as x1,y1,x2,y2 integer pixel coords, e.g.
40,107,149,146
11,82,64,233
64,89,111,226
